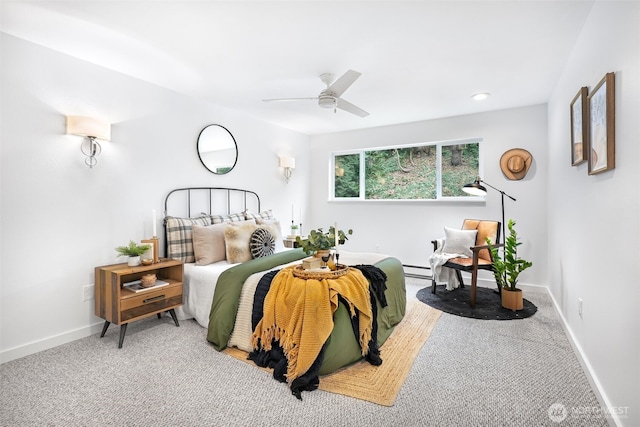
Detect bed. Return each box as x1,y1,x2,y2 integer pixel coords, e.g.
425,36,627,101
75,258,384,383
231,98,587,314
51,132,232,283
163,187,406,393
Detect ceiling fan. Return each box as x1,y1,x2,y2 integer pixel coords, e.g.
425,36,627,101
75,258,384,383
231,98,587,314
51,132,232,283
263,70,369,117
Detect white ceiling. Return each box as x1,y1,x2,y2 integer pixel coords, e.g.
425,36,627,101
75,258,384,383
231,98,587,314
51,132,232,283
1,1,595,135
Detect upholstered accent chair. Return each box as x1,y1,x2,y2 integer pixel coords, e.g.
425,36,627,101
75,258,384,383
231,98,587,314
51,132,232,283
431,219,501,307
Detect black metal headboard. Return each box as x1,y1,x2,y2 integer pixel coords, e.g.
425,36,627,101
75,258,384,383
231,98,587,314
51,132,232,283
163,187,260,218
162,187,261,257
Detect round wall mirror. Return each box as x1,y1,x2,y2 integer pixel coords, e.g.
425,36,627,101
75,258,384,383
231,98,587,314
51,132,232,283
197,124,238,174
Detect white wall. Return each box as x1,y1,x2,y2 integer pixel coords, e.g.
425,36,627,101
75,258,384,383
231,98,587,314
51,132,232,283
309,105,548,287
547,2,639,426
0,34,310,362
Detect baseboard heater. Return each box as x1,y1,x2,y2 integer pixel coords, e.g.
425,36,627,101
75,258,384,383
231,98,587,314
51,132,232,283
402,264,432,280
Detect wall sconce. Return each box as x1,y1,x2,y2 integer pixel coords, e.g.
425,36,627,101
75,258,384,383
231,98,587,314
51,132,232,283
66,115,111,168
279,156,295,183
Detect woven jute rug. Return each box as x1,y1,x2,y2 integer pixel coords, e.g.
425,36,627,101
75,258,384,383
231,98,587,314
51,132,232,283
223,298,442,406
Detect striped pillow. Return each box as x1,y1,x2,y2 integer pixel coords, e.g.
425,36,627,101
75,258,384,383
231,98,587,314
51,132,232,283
165,215,212,262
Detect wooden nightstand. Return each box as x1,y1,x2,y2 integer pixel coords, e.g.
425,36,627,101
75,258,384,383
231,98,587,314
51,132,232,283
95,258,184,348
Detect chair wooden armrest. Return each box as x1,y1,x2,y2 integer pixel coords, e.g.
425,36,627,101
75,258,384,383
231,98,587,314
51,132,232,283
470,243,504,253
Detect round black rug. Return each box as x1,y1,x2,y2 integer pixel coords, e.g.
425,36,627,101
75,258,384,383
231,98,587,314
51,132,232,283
416,285,537,320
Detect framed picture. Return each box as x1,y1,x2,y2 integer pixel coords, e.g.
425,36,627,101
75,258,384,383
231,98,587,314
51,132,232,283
570,87,588,166
588,72,615,175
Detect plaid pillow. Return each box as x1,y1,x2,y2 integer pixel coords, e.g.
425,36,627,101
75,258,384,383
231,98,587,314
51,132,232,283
165,215,212,262
211,212,246,224
244,209,274,221
227,212,246,222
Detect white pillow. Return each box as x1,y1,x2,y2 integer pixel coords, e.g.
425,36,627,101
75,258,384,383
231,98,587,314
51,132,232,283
192,223,227,265
442,227,477,258
256,219,285,252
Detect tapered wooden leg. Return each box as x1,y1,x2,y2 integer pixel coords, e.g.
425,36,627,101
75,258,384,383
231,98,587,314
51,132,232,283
118,324,128,349
100,321,110,338
470,267,478,308
168,309,180,327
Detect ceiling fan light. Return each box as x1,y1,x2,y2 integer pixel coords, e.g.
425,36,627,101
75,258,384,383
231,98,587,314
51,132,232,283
318,96,337,109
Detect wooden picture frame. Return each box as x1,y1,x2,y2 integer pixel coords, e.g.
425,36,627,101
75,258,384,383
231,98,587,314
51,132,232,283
588,72,615,175
141,238,160,264
570,87,588,166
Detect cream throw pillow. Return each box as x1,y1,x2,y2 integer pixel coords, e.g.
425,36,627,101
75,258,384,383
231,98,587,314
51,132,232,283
224,222,259,263
192,223,228,265
442,227,478,258
225,220,286,263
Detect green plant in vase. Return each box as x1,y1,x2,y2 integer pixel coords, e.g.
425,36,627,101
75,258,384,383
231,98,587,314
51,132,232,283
486,219,532,311
486,219,533,291
115,240,151,266
296,226,353,256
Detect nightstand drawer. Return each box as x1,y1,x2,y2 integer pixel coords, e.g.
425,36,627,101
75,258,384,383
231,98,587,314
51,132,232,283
120,285,182,321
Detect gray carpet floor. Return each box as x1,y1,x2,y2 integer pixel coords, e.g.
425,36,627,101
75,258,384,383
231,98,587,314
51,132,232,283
0,278,610,427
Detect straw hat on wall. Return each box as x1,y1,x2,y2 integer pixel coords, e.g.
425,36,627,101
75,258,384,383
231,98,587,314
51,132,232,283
500,148,532,180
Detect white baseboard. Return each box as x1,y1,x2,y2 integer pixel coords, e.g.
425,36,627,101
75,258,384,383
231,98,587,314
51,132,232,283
545,288,620,427
0,321,104,364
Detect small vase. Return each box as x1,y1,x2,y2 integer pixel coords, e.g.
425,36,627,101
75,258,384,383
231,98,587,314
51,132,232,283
128,256,141,267
314,249,330,259
501,288,523,311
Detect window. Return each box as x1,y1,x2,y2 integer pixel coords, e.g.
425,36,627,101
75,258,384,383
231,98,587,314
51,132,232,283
332,138,481,201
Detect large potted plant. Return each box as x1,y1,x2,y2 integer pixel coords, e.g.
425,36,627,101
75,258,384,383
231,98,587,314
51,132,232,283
296,226,353,257
487,219,533,311
116,240,151,267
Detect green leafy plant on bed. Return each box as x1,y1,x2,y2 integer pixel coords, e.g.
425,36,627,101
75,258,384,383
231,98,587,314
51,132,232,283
296,226,353,255
115,240,151,258
486,219,532,291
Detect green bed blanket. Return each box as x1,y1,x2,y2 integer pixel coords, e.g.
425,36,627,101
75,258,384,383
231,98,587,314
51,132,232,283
206,249,407,375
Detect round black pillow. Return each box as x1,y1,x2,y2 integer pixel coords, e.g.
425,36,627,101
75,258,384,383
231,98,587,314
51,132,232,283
250,228,275,258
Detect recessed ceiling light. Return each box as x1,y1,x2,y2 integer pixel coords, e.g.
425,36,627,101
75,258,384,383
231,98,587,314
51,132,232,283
472,93,490,101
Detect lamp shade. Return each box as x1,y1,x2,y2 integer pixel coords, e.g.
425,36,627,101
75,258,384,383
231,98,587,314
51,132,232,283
279,156,295,169
462,178,487,196
66,116,111,141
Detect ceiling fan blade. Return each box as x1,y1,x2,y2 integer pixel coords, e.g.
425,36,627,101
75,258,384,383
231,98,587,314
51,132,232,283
336,98,369,117
262,97,318,102
327,70,361,97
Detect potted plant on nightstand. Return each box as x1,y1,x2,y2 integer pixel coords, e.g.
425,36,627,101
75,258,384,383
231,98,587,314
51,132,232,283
115,240,151,267
296,226,353,257
487,219,533,311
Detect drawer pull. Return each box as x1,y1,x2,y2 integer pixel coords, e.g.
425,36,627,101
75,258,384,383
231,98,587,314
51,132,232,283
143,295,165,304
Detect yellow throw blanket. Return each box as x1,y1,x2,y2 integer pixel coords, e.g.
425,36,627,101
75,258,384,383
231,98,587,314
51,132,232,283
251,265,373,384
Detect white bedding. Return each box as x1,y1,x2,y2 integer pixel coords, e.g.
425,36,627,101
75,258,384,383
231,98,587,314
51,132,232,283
175,250,389,351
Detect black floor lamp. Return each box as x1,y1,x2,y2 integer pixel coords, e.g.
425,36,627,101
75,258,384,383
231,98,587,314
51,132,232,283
462,176,516,242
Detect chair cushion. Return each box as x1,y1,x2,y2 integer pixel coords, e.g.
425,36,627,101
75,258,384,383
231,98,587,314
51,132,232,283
445,257,493,267
442,227,477,258
462,219,500,261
